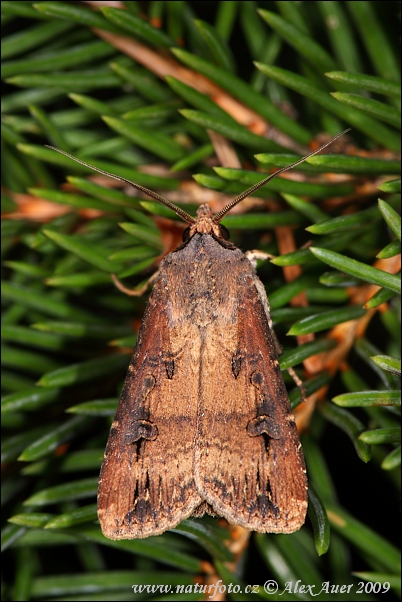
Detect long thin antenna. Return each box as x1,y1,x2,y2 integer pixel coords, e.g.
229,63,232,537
45,146,196,225
213,128,351,223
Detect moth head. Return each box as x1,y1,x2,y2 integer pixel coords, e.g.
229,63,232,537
45,129,350,241
182,204,231,242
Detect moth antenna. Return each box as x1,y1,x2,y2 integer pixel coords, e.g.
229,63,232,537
213,128,351,223
45,146,196,225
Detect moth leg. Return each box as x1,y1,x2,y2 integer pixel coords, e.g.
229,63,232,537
287,367,307,404
245,249,274,269
111,270,159,297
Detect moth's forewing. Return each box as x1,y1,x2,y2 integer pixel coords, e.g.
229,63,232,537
97,275,202,539
159,233,307,532
194,256,308,532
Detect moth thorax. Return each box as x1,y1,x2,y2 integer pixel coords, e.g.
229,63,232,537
188,203,222,237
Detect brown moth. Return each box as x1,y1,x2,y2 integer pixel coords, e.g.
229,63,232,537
47,129,349,539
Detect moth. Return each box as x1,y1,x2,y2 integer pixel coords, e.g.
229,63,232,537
47,129,349,539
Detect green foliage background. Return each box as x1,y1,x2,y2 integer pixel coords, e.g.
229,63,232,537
2,2,401,601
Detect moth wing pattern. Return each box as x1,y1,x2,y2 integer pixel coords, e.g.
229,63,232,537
195,268,308,533
48,135,349,539
98,276,202,539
